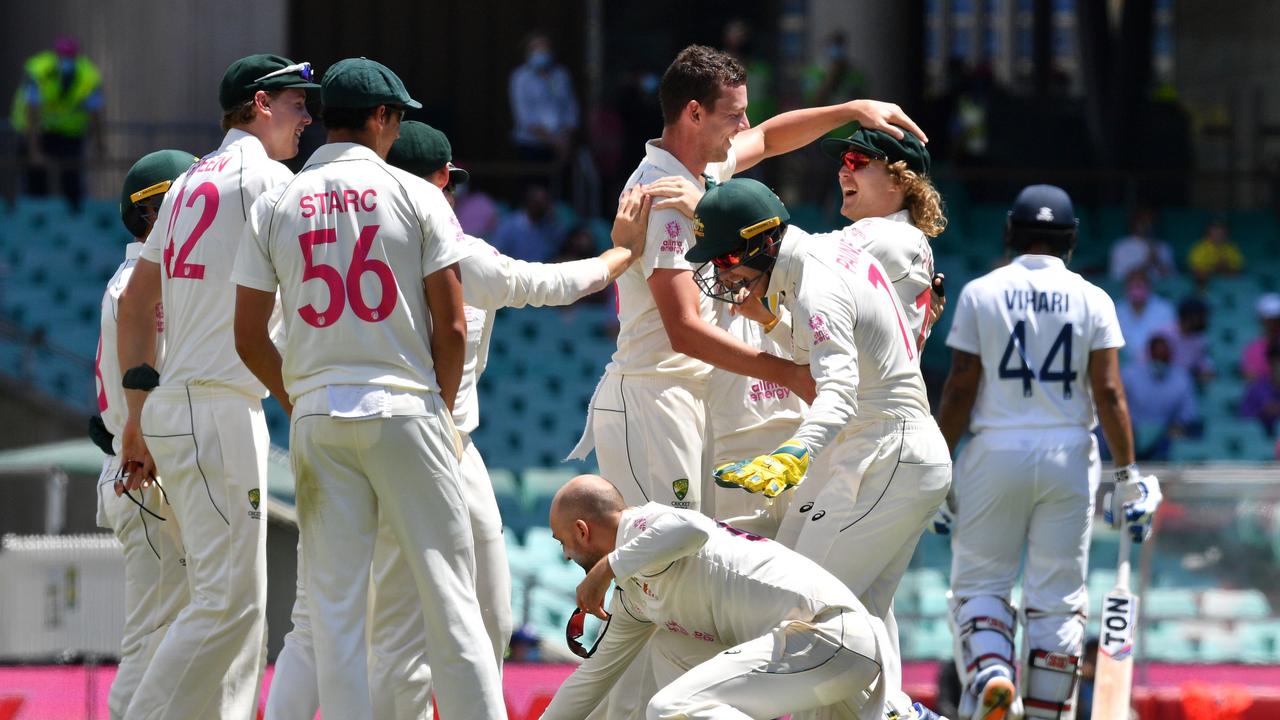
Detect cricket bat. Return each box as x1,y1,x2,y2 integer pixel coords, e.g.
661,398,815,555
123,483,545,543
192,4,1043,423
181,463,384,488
1093,526,1137,719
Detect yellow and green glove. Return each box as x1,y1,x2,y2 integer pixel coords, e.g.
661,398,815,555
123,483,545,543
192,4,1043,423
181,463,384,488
714,439,810,498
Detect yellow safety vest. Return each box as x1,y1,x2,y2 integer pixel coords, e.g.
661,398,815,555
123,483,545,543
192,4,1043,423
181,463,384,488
10,51,102,137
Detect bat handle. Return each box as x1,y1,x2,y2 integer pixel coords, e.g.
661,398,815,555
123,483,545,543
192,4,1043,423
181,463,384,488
1115,520,1133,592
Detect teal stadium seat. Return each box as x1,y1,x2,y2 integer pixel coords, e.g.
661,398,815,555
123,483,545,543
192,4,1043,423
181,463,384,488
1200,588,1270,619
522,468,575,526
1238,620,1280,664
1143,621,1196,662
1143,588,1198,618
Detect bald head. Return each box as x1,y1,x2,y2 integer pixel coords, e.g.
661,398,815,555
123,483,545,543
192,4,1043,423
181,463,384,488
551,474,626,527
549,475,627,571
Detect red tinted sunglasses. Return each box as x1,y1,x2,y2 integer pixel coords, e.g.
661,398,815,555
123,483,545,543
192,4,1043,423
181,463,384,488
841,150,876,172
711,251,744,269
566,607,612,659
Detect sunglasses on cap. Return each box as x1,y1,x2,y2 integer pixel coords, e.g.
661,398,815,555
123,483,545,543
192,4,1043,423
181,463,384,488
566,607,612,659
841,150,877,172
253,61,315,84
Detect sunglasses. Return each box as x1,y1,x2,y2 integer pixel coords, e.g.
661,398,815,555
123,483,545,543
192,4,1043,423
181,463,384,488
254,61,315,84
566,607,611,659
841,150,876,172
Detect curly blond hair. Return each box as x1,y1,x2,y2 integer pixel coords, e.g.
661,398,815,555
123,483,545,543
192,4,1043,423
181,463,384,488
886,161,947,238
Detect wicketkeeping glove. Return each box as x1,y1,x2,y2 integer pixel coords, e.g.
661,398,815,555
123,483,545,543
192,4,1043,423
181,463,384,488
714,439,809,498
1103,464,1163,543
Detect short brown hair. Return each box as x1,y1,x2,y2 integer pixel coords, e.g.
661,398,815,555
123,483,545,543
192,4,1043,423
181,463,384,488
220,89,282,132
886,161,948,238
659,45,746,126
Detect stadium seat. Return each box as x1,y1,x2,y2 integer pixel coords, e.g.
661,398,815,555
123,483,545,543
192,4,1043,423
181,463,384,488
1143,621,1195,662
521,526,565,566
1238,620,1280,664
1143,588,1198,618
522,468,575,524
1199,588,1270,619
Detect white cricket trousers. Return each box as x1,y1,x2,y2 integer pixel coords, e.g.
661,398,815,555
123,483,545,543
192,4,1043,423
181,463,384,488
125,385,268,720
290,389,505,720
577,371,708,512
96,458,189,720
647,608,888,720
776,417,951,716
266,433,511,720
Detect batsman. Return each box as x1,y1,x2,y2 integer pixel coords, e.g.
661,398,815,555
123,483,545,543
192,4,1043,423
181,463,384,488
935,184,1162,720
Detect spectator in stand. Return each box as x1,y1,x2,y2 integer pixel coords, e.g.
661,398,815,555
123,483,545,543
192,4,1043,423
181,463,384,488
1077,638,1100,720
1243,294,1280,380
509,32,578,168
490,184,564,262
1187,217,1243,287
1122,333,1200,461
10,36,104,211
1116,269,1178,364
1168,296,1215,385
1241,342,1280,436
554,224,597,263
453,184,500,237
1110,207,1176,282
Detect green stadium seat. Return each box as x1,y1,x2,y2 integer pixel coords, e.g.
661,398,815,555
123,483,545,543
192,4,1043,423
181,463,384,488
901,619,954,661
1160,207,1213,255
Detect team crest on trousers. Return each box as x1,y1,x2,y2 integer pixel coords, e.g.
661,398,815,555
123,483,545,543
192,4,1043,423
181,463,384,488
248,488,261,519
672,478,689,501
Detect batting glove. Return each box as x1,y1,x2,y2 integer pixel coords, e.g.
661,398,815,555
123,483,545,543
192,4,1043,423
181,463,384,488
714,439,810,498
1104,465,1163,543
927,503,954,536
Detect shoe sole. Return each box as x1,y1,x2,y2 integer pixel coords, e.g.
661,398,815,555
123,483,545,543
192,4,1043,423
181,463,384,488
977,676,1016,720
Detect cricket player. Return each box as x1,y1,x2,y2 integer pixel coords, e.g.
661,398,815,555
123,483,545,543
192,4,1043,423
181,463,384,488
935,184,1162,720
644,125,946,535
542,474,900,720
568,43,927,514
92,148,196,720
231,58,503,720
115,54,316,720
691,178,952,720
263,121,652,720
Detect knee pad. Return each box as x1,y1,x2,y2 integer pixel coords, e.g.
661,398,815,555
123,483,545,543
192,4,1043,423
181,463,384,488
1020,607,1085,720
948,594,1017,689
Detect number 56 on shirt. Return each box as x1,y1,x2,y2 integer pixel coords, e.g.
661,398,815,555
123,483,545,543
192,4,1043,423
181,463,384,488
297,224,399,327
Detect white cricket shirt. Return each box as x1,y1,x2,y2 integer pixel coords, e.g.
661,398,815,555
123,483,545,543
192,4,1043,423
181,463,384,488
812,209,936,347
946,254,1125,432
454,235,609,433
607,140,736,379
140,129,292,396
706,304,805,456
97,243,164,454
231,142,467,401
767,227,932,458
543,503,861,720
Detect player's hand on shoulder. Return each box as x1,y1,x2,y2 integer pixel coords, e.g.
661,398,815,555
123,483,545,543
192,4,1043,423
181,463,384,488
645,175,702,220
611,186,652,258
1104,465,1163,543
844,99,928,144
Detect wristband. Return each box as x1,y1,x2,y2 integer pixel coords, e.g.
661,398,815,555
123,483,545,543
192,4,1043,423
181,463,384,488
122,363,160,391
761,314,780,333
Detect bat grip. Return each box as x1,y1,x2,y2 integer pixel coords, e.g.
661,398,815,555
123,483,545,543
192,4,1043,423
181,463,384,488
1115,520,1133,592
